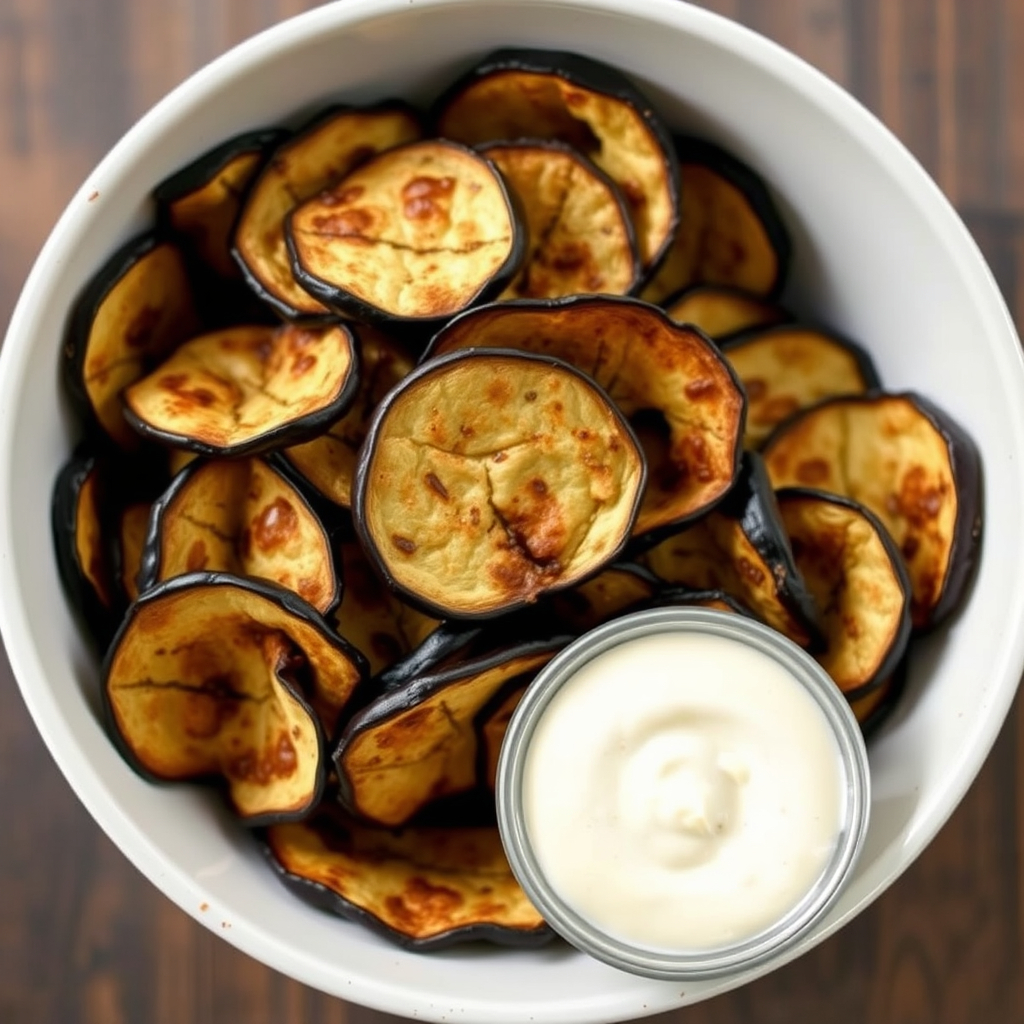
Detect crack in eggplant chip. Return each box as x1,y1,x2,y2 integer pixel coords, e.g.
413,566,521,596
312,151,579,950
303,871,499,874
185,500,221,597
280,326,415,508
123,322,359,457
332,540,439,677
663,284,789,341
64,232,203,450
264,809,550,948
233,103,422,319
335,635,568,826
354,349,646,619
434,49,679,270
641,453,822,648
425,296,744,535
480,140,640,299
762,393,983,630
288,140,523,326
138,457,340,613
777,488,912,698
641,135,791,305
721,325,880,448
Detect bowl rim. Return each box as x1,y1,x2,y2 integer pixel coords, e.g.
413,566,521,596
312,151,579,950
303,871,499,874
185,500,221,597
2,0,1022,1019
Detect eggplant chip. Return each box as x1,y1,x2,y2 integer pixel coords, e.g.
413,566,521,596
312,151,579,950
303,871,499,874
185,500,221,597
425,296,744,535
265,809,550,948
288,140,524,327
762,393,983,630
641,135,791,305
154,128,288,279
548,563,660,633
478,680,529,790
664,284,789,340
335,634,566,826
332,540,439,676
138,458,340,613
64,232,203,449
354,349,645,619
116,502,152,603
721,325,880,448
434,48,678,269
123,322,358,457
280,327,414,508
233,103,422,319
641,453,822,648
480,140,640,299
777,488,912,698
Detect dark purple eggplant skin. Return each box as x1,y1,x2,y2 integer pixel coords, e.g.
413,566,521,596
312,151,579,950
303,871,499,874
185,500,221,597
352,347,647,622
650,587,753,618
286,140,528,338
674,134,792,300
259,825,554,951
776,486,913,701
430,47,680,276
858,657,909,741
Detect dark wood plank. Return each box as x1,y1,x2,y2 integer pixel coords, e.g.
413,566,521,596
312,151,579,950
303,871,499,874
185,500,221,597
0,2,1021,1022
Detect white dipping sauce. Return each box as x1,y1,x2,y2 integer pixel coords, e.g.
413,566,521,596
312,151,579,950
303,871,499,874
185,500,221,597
522,632,845,951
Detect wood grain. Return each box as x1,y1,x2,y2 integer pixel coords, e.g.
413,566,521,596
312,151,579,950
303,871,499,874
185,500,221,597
1,1,1021,1021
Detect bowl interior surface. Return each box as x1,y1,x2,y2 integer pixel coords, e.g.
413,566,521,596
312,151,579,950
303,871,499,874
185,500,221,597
2,0,1022,1021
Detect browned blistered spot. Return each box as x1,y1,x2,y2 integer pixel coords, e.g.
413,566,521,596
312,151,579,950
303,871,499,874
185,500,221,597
186,539,208,572
392,534,417,554
679,434,714,484
756,396,800,425
841,614,862,640
377,707,433,749
549,241,589,272
486,378,512,405
425,472,449,500
296,576,320,603
125,306,162,349
469,506,481,526
684,378,718,401
314,208,374,235
292,353,316,375
253,498,299,552
384,876,464,932
493,451,508,463
226,731,297,784
902,535,921,560
157,374,218,408
796,458,831,485
531,478,548,496
460,424,475,437
737,556,766,586
620,178,647,212
897,465,946,526
331,184,365,205
402,175,455,220
745,378,768,401
523,390,538,402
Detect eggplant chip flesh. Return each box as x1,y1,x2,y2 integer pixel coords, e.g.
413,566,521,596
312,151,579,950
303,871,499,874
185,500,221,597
663,284,789,341
264,808,550,948
355,349,646,619
425,296,745,536
762,392,982,630
123,322,359,457
288,140,524,326
777,488,912,698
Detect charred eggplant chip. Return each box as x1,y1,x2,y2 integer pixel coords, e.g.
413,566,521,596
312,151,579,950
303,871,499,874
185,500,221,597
434,48,678,269
64,232,203,449
663,284,789,340
138,458,340,613
763,393,983,630
479,140,639,298
233,103,422,319
641,135,791,305
354,349,646,619
264,808,550,948
425,296,744,535
104,574,366,801
777,488,912,698
280,327,414,508
123,322,358,457
288,140,524,327
332,540,439,676
154,128,288,279
721,325,880,448
641,453,822,648
547,562,660,632
335,634,566,825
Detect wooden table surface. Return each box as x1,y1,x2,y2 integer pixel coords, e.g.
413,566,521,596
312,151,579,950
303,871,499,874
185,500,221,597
2,1,1022,1021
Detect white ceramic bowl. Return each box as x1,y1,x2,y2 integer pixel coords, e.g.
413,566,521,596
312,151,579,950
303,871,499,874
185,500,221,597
2,1,1022,1021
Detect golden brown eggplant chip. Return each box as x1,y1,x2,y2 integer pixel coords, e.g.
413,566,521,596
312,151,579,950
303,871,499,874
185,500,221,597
335,636,565,826
435,49,679,269
233,104,422,319
138,458,339,612
288,140,523,325
480,140,640,299
123,323,358,457
332,540,439,676
663,284,788,340
425,296,744,535
762,393,983,630
777,488,912,697
354,349,646,619
721,325,880,448
265,809,549,948
280,326,414,508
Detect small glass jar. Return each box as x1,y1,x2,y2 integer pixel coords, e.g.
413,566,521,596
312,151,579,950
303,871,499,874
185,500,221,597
496,606,871,981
